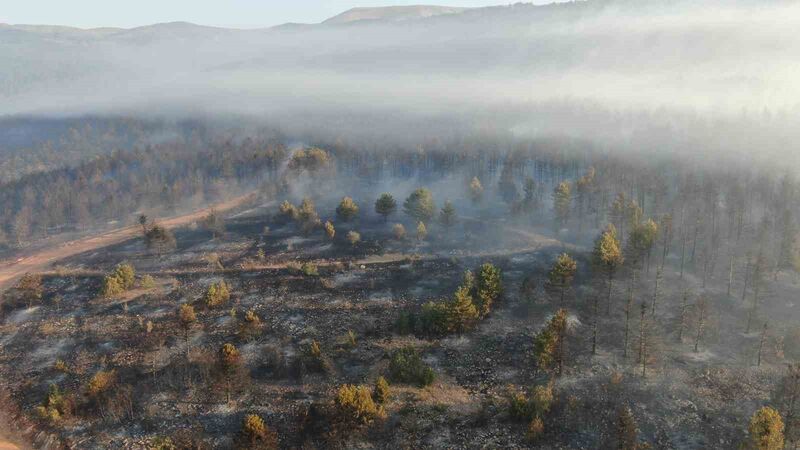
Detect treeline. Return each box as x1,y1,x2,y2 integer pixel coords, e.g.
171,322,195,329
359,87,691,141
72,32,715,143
0,134,286,246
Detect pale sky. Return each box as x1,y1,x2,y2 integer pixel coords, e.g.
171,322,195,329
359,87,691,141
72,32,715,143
0,0,556,29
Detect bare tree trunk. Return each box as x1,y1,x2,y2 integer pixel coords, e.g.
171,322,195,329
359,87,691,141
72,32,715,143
741,256,751,305
680,214,687,279
727,255,734,297
623,271,636,359
694,298,707,352
592,295,599,355
757,321,768,367
606,269,614,315
746,281,761,334
679,290,690,342
639,303,648,377
651,267,662,318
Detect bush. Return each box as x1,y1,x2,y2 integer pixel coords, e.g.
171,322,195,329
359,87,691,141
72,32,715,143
279,200,298,221
388,347,435,387
100,263,136,297
418,301,450,336
35,384,73,423
335,384,386,424
240,413,278,449
101,274,125,297
240,310,262,341
87,370,116,397
395,311,416,335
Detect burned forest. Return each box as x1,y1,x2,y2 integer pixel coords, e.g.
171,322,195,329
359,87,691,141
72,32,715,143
2,0,800,448
0,116,797,449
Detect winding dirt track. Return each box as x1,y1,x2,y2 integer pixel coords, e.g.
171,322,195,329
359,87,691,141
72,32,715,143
0,192,256,292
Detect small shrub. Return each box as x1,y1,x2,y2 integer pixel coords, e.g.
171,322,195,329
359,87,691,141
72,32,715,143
140,274,156,289
149,436,177,450
53,359,69,373
508,387,530,421
299,340,326,374
392,223,406,240
347,231,361,246
527,417,545,442
301,263,319,277
346,330,357,348
388,347,435,387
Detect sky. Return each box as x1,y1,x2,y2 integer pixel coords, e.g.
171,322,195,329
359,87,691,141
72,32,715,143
0,0,553,29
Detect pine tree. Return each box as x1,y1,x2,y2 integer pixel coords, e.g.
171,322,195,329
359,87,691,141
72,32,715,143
177,304,197,359
240,414,278,449
218,343,244,403
439,200,457,229
16,272,43,309
469,177,484,204
416,222,428,241
534,309,568,375
745,407,784,450
374,193,397,222
475,263,502,318
373,376,391,404
614,405,641,450
552,181,572,230
592,225,624,314
628,218,658,271
324,220,335,240
549,253,577,306
404,188,435,223
336,196,359,222
448,284,479,333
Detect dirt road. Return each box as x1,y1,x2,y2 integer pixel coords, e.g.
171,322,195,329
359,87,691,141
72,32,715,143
0,192,256,292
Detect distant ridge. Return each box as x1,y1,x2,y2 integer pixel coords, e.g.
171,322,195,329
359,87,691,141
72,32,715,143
323,5,469,24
